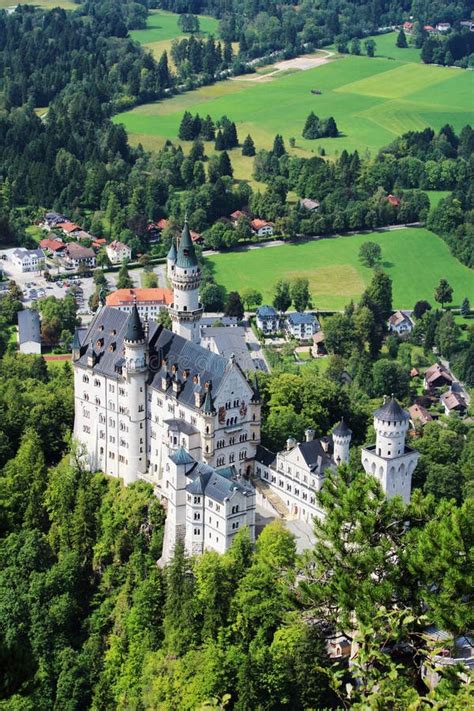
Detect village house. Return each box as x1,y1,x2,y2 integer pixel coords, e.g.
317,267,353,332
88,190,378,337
57,221,82,237
387,194,401,207
408,403,433,428
11,248,45,273
460,20,474,31
106,287,173,318
17,309,41,355
63,243,96,270
250,218,274,237
39,238,66,255
256,305,279,334
43,212,69,229
388,310,414,335
403,21,414,33
230,209,250,226
106,240,132,264
299,198,320,212
440,389,467,417
424,362,454,390
311,330,326,357
285,312,319,340
436,22,451,32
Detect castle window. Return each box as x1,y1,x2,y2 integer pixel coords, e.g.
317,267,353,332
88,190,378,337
216,504,220,512
99,431,105,440
264,471,268,480
119,388,125,396
110,452,115,460
271,475,276,483
194,512,200,520
82,375,89,383
83,425,90,434
83,393,89,401
100,447,104,455
109,435,116,443
229,453,235,463
194,528,200,536
187,494,191,502
194,496,201,504
95,397,100,406
108,384,115,393
138,405,144,412
96,338,104,349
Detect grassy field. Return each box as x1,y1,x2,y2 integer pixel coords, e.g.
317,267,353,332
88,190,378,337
425,190,451,208
206,227,474,311
130,9,220,61
115,33,474,175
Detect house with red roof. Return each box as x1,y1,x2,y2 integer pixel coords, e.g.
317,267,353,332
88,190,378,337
250,218,274,237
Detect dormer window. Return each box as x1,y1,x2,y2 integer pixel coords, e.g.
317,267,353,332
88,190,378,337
96,338,104,349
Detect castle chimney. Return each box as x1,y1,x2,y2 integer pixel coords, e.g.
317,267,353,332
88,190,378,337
286,437,297,451
320,436,330,453
305,427,315,442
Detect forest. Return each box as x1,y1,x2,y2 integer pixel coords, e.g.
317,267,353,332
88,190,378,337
0,344,472,709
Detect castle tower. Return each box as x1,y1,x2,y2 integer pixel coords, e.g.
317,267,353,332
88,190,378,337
167,237,177,280
201,380,216,463
169,218,203,344
123,304,148,485
332,418,352,465
361,396,419,504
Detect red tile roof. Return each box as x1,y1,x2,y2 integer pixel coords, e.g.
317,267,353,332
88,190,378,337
39,238,65,252
106,287,173,307
387,194,401,207
250,218,272,230
57,222,81,233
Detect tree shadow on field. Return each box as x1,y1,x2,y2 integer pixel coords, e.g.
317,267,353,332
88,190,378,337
382,261,394,268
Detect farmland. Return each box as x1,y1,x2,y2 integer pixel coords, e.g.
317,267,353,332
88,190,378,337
206,227,474,311
130,9,220,61
115,33,474,175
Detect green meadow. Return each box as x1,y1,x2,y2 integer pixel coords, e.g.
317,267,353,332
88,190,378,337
206,228,474,311
130,9,220,61
115,34,474,169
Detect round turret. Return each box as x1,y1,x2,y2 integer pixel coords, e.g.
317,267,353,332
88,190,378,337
332,418,352,465
373,395,410,459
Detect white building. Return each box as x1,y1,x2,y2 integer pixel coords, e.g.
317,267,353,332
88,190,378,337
388,310,414,335
63,243,96,270
73,222,259,560
250,219,273,237
106,240,132,264
106,287,173,318
361,396,419,504
18,309,41,354
256,305,279,334
255,421,352,524
285,312,319,340
11,248,45,273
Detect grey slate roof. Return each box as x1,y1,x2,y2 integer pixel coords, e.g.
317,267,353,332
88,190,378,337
255,445,276,467
332,418,352,437
18,309,41,345
186,464,254,502
167,239,177,262
13,248,44,260
201,327,256,372
164,419,199,436
74,307,231,405
374,396,409,422
256,305,277,318
287,312,317,325
169,447,196,465
125,304,145,342
297,439,334,473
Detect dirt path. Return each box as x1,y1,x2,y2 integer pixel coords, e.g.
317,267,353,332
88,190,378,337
43,354,71,361
235,50,335,82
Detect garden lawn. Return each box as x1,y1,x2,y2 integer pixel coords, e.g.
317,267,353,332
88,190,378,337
206,227,474,311
115,48,474,170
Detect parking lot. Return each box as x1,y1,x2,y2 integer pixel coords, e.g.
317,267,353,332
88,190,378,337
0,249,165,325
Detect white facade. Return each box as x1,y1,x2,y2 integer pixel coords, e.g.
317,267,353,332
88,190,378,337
11,248,45,273
361,397,419,504
256,423,351,524
256,305,279,334
106,240,132,264
388,310,414,335
285,313,319,340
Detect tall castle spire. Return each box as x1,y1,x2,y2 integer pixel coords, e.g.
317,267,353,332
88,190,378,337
169,218,203,344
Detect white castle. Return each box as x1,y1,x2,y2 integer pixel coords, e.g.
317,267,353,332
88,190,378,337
73,220,418,559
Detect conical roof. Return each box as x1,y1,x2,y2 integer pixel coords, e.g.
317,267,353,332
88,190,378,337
125,304,145,343
167,238,177,262
202,380,215,414
170,447,195,466
175,218,198,269
333,418,352,437
374,396,409,422
72,329,82,350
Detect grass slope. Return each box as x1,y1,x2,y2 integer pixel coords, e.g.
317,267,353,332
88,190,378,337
206,227,474,311
115,34,474,171
130,10,220,60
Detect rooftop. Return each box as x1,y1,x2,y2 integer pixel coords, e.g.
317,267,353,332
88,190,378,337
106,288,173,307
374,396,409,422
18,309,41,345
256,305,277,318
287,311,317,326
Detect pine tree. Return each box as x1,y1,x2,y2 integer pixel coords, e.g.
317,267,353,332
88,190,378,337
178,111,195,141
192,114,202,139
302,112,320,139
214,130,225,151
242,134,256,157
396,28,408,48
223,39,233,64
218,150,233,178
201,115,215,141
460,297,470,317
325,116,339,137
157,51,170,87
272,134,286,157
